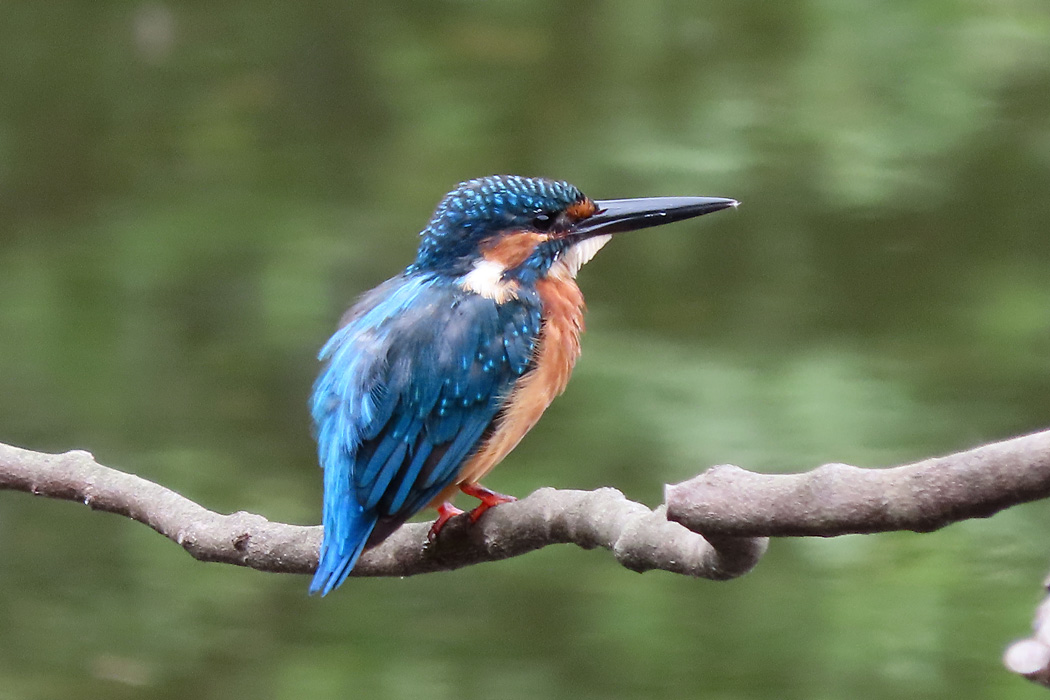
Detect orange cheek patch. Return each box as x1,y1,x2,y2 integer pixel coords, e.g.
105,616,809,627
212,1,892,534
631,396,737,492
482,232,547,268
566,199,597,220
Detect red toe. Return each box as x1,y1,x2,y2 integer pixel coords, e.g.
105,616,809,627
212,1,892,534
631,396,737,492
460,482,516,523
428,501,465,542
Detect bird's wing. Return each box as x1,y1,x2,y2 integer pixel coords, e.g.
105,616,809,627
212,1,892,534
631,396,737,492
312,273,541,542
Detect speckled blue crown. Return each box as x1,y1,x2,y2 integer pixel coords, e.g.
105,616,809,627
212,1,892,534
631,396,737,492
413,175,585,272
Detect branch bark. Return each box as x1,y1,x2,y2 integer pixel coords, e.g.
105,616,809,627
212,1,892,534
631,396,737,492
665,428,1050,537
3,428,1050,583
0,441,764,580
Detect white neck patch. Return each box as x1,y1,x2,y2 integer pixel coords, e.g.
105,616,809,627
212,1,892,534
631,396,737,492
460,259,519,302
461,233,612,300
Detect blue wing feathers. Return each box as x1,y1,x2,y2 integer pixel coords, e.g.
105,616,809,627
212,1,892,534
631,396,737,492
383,439,435,513
311,275,543,593
362,440,409,510
425,403,466,444
418,402,497,491
357,422,402,486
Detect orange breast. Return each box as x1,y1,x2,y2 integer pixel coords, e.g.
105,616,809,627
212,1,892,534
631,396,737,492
427,270,586,506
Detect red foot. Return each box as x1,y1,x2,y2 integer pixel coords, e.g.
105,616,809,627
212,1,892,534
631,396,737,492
428,501,465,542
460,482,517,523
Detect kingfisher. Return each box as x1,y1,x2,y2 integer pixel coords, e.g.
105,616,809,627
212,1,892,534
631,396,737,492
310,175,736,594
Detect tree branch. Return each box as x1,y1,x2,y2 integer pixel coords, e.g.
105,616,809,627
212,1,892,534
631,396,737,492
0,441,765,580
665,428,1050,537
9,430,1050,690
4,428,1050,583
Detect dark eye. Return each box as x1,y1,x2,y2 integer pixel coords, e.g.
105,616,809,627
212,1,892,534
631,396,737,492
532,212,554,231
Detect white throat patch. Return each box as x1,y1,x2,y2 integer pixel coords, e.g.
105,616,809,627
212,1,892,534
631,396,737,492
551,234,612,279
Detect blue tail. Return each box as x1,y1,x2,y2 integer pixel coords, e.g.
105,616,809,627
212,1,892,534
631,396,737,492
311,399,379,595
311,504,378,596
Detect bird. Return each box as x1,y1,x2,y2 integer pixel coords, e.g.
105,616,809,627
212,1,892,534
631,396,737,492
310,175,737,594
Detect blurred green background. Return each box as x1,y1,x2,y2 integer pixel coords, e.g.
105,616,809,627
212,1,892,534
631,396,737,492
3,1,1050,698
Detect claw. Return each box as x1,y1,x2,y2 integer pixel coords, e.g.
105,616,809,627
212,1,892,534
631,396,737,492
460,482,516,523
427,501,465,542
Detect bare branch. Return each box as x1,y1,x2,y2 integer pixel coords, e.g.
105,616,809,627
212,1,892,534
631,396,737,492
5,427,1050,582
665,428,1050,537
0,441,764,581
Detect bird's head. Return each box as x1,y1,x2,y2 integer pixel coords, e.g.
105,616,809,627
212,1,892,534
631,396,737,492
411,175,737,290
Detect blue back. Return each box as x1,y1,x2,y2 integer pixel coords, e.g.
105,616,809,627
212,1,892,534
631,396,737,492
310,272,542,593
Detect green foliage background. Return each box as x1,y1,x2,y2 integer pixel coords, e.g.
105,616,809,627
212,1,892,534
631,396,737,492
2,2,1050,698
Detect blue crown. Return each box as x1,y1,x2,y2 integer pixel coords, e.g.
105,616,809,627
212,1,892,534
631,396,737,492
413,175,584,272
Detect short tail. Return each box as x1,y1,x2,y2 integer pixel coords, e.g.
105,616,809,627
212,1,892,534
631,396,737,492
311,504,378,596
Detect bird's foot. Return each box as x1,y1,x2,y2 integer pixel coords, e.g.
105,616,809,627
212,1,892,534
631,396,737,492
427,501,465,543
460,482,517,523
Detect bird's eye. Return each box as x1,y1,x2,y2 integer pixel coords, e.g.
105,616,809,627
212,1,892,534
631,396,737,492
532,212,554,231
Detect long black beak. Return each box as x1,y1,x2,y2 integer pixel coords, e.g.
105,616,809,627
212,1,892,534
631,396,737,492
570,196,738,238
